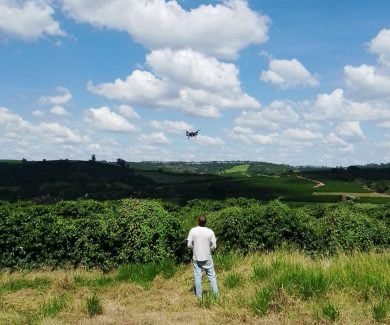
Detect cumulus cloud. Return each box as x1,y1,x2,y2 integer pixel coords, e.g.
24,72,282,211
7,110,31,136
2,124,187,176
335,121,365,139
323,133,354,152
38,122,82,144
231,126,277,144
0,0,65,40
196,135,225,146
234,100,299,130
39,87,72,105
344,64,390,100
146,48,241,92
377,120,390,128
117,105,140,119
32,110,44,117
138,132,171,144
61,0,269,59
281,128,322,141
150,120,193,134
368,28,390,66
87,70,174,104
0,107,82,145
303,89,390,121
260,58,319,89
50,105,69,116
88,49,260,117
84,107,137,133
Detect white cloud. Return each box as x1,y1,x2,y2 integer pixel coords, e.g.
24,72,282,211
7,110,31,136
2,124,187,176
281,128,322,141
61,0,270,59
231,126,277,144
84,106,137,133
344,64,390,100
39,87,72,105
0,0,65,40
117,105,140,119
303,89,390,121
88,49,260,117
0,107,83,145
196,135,224,146
38,122,82,144
234,100,299,130
150,120,193,134
368,28,390,66
87,70,174,104
138,132,171,144
260,58,319,89
234,110,279,130
335,121,365,139
146,48,241,92
377,120,390,128
323,132,354,152
50,105,69,116
32,110,44,117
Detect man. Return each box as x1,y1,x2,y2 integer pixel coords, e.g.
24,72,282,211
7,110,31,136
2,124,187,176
187,215,219,299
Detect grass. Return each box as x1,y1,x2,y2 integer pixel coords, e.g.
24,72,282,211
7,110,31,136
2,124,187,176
0,277,51,293
321,302,340,322
116,259,177,288
41,294,67,317
372,300,388,323
0,251,388,324
86,293,103,317
251,286,273,316
223,164,250,175
224,272,243,289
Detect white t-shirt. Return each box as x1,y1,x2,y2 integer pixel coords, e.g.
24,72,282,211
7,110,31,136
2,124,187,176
187,226,217,261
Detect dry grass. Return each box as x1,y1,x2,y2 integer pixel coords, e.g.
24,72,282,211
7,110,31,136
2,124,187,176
0,251,388,324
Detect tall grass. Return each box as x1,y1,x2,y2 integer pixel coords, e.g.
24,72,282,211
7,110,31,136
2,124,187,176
224,272,243,289
41,294,67,318
273,265,329,299
372,301,388,323
73,275,114,288
86,293,103,317
321,302,340,322
213,252,241,271
0,277,51,293
116,259,177,288
0,251,388,324
251,286,273,316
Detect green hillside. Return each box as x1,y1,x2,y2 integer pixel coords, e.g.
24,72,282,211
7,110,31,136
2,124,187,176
0,160,388,204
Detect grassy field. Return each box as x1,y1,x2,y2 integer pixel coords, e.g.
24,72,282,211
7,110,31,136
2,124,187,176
0,251,388,324
222,164,250,175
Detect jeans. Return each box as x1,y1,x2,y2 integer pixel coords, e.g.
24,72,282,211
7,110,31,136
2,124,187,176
193,258,218,298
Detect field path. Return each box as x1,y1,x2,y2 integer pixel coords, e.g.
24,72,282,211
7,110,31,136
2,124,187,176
297,175,325,188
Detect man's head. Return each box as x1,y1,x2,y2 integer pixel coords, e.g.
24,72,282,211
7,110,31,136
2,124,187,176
198,215,207,227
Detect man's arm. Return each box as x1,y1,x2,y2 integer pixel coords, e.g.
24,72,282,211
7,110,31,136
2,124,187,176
187,230,193,249
210,231,217,250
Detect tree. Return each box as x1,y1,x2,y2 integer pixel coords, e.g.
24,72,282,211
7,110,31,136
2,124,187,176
91,154,96,162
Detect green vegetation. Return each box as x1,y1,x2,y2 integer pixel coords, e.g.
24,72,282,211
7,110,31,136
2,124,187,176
0,251,388,323
222,163,249,175
321,302,340,322
41,294,67,318
0,160,388,203
223,272,243,289
86,293,103,317
116,260,177,288
251,286,273,316
0,198,388,269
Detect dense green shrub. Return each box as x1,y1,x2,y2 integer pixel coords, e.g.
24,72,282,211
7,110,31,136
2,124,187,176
0,198,388,269
0,199,183,268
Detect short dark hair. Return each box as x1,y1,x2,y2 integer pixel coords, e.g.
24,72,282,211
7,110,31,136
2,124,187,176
198,215,207,227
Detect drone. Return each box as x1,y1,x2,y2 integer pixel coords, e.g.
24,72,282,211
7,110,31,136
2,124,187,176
186,130,200,139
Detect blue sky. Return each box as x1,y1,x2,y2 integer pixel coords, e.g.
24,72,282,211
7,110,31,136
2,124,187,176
1,0,390,166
